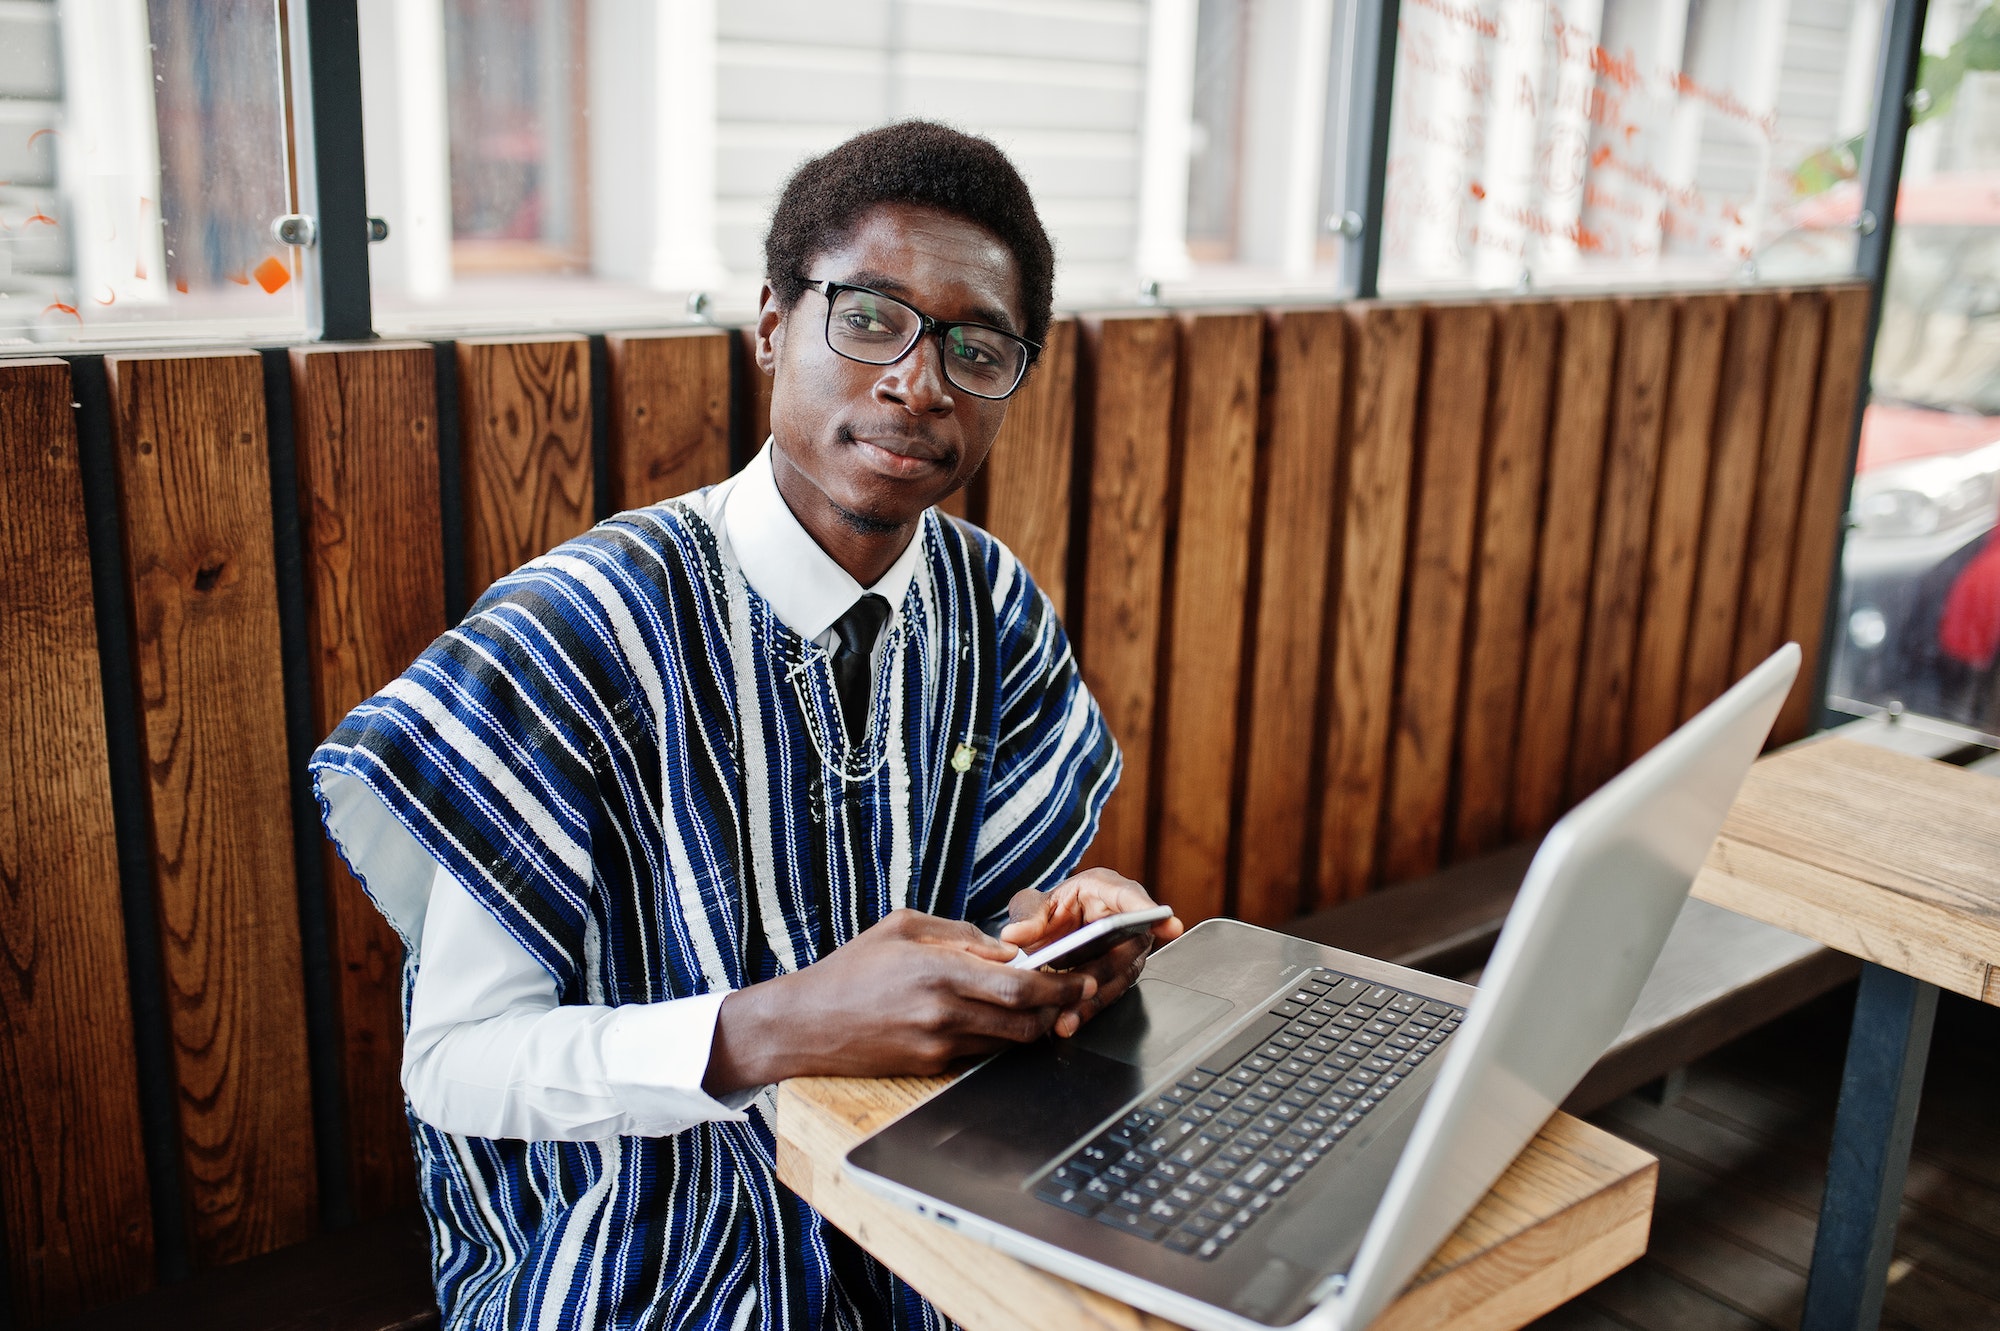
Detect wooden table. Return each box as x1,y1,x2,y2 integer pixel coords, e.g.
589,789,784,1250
1692,737,2000,1331
775,1075,1655,1330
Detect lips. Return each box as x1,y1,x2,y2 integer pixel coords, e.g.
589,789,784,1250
842,425,953,475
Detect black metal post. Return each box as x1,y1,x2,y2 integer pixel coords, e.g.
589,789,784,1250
1812,0,1928,727
286,0,374,341
1340,0,1400,300
1800,962,1939,1330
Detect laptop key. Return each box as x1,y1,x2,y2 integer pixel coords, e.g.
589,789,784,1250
1387,994,1423,1014
1272,1032,1304,1050
1097,1207,1168,1241
1282,1089,1315,1110
1363,985,1397,1007
1280,1058,1314,1078
1084,1177,1116,1200
1196,1091,1232,1112
1147,1198,1186,1225
1184,1168,1224,1193
1420,1001,1453,1017
1036,1183,1102,1217
1200,1197,1235,1222
1052,1164,1094,1188
1168,1184,1203,1208
1331,979,1367,1002
1182,1213,1219,1237
1164,1229,1204,1255
1195,1016,1287,1077
1269,1001,1304,1020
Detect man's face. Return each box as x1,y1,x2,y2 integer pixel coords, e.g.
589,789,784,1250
757,202,1025,535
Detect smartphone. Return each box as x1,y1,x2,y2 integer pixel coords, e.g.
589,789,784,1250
1006,904,1173,971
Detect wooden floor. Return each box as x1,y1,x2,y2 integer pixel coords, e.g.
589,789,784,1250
1533,984,2000,1330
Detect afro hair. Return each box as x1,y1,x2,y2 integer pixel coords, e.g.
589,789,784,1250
762,120,1055,351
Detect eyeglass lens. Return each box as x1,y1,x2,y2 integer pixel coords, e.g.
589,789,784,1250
824,286,1027,398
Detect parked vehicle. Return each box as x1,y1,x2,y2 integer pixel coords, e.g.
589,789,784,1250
1814,174,2000,734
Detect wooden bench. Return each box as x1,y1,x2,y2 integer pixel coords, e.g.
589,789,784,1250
44,1214,436,1331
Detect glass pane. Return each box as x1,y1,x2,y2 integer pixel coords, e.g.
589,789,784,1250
0,0,305,346
1378,0,1885,293
1827,0,2000,739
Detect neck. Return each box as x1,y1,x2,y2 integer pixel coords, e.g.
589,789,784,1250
770,449,917,587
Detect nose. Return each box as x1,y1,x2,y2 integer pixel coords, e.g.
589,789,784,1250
875,334,956,417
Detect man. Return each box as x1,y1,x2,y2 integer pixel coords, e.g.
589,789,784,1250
311,120,1182,1329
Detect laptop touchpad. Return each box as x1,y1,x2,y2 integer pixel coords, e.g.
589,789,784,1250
1069,978,1232,1069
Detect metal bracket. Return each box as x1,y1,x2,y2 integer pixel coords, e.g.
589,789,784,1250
274,213,318,247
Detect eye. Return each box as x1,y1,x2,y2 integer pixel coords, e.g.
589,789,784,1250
841,305,894,335
946,330,1003,366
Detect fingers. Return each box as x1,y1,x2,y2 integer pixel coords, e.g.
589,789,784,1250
1054,936,1151,1037
879,908,1020,962
939,947,1094,1012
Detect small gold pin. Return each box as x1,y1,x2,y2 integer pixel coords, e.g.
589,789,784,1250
951,742,977,774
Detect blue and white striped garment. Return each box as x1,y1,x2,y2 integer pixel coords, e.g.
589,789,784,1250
311,493,1118,1330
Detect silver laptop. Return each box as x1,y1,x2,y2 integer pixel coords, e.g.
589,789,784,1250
847,643,1800,1330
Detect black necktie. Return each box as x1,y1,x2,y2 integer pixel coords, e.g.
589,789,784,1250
831,593,890,745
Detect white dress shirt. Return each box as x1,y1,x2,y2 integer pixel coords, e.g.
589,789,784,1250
402,442,929,1140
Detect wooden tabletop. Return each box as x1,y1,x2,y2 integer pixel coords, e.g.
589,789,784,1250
1693,738,2000,1005
774,1075,1655,1331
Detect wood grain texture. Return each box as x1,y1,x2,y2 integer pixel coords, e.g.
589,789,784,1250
1152,312,1262,924
984,318,1079,615
604,328,733,508
0,359,155,1320
776,1075,1654,1331
1509,300,1617,839
1692,739,2000,1005
1679,292,1778,720
1317,305,1423,904
291,343,444,1219
1382,304,1493,884
1235,309,1348,924
456,335,594,598
1076,316,1179,881
736,325,774,458
1567,299,1675,803
107,350,318,1267
1733,291,1827,682
1452,303,1557,859
1626,294,1728,762
1775,284,1871,743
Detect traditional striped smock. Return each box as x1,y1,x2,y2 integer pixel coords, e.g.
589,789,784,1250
311,492,1118,1329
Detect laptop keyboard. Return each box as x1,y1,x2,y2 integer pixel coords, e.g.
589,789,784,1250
1031,968,1464,1261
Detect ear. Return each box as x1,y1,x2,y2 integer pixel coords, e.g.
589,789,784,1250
755,282,783,376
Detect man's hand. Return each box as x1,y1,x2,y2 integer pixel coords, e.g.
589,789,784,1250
999,869,1184,1039
704,908,1095,1094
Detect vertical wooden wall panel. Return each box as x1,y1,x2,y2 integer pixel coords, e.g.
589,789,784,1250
1680,292,1780,719
1776,285,1872,743
1734,291,1827,679
106,351,318,1267
1076,316,1179,880
1235,310,1347,924
737,326,775,457
291,344,445,1219
1153,312,1263,924
1382,305,1493,883
605,328,734,508
1626,294,1729,761
457,335,594,597
1567,300,1676,801
1509,300,1618,839
0,360,155,1321
1316,305,1422,904
1452,303,1558,859
985,319,1078,614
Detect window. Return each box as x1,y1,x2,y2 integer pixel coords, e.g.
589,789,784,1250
1377,0,1888,293
0,0,306,346
1827,0,2000,739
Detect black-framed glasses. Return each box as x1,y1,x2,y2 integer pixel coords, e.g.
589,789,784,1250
801,278,1039,400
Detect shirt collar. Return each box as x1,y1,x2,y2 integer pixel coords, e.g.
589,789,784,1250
714,441,925,643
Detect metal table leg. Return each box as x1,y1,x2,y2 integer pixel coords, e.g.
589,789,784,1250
1800,961,1938,1331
